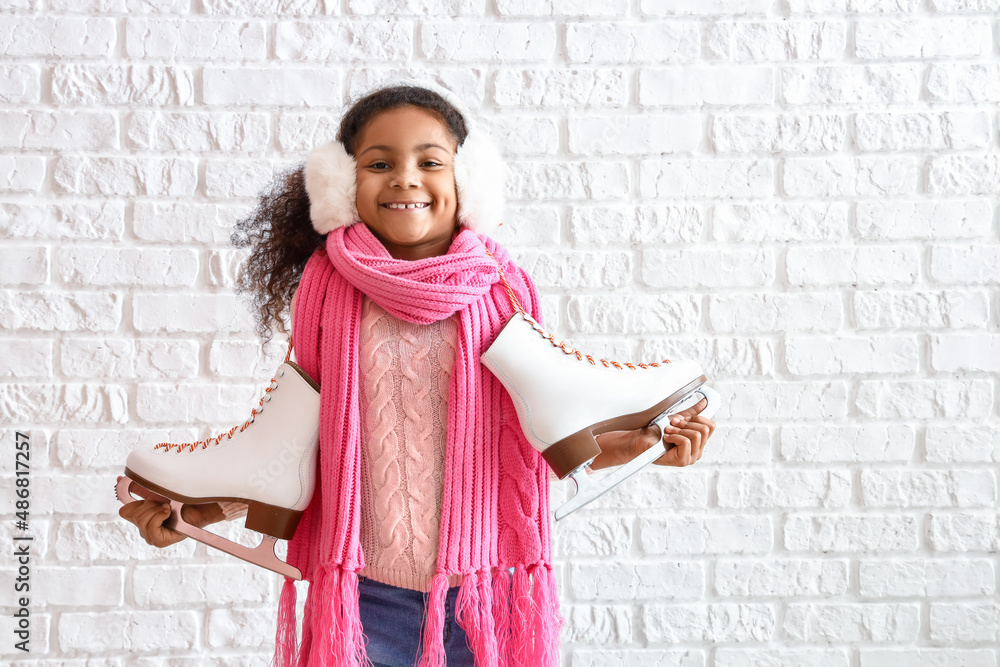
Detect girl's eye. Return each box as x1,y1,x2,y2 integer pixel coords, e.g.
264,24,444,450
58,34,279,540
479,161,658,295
422,161,442,167
369,161,389,169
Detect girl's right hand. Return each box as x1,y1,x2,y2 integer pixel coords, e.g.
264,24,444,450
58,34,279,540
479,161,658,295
117,476,224,548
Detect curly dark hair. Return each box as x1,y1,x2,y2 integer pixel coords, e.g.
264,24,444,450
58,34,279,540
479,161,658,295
230,84,470,343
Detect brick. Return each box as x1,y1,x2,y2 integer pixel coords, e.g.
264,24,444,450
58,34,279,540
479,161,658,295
554,516,631,557
574,650,709,667
856,18,992,58
133,202,248,244
562,604,632,644
857,199,992,239
931,333,1000,372
490,205,561,247
723,380,848,420
571,561,704,601
57,248,199,287
508,161,629,200
861,470,996,508
566,22,699,63
0,383,127,424
569,114,700,155
135,382,259,424
641,0,772,14
133,295,254,333
707,20,847,60
789,0,921,9
54,157,197,197
512,250,630,289
713,113,846,152
50,0,190,9
55,428,196,470
786,335,919,375
715,559,849,597
209,339,281,379
643,603,775,642
787,245,919,287
203,68,342,106
0,339,53,378
0,291,121,332
640,67,774,106
856,379,993,419
784,514,919,552
202,0,339,12
639,159,772,198
60,338,199,380
482,116,559,155
931,0,1000,7
207,248,248,288
929,155,1000,195
856,156,920,195
133,564,270,606
276,21,412,60
642,248,774,288
498,0,626,15
639,336,776,378
782,156,919,197
860,649,995,667
929,512,1000,552
709,293,843,333
782,64,921,105
0,246,47,284
717,650,848,667
58,611,198,652
53,64,194,106
0,16,115,56
277,113,343,152
28,472,126,515
930,245,1000,284
566,295,700,335
125,19,266,60
718,470,852,508
352,0,482,13
208,608,276,649
855,111,989,151
639,516,773,555
780,425,915,463
205,159,277,198
784,603,920,641
580,467,710,512
0,111,117,151
571,205,704,245
927,63,1000,102
0,202,124,240
126,112,269,153
854,290,989,329
860,559,995,597
494,69,628,108
926,425,1000,463
0,155,44,192
697,425,771,464
421,22,556,61
930,603,1000,642
346,69,488,108
0,64,40,103
0,612,49,657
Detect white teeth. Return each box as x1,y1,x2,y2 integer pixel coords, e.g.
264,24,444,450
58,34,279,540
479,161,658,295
385,203,428,209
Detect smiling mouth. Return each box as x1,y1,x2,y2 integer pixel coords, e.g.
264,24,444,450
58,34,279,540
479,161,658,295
382,202,430,210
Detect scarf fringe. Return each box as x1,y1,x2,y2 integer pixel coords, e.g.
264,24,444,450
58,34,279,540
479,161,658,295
530,563,563,667
456,570,500,667
272,577,298,667
417,572,449,667
311,566,369,667
492,568,512,663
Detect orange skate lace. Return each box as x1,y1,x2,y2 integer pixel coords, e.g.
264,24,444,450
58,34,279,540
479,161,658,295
484,246,670,370
155,339,294,453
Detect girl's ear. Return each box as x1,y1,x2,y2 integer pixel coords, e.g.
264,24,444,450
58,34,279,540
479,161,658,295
453,129,506,236
305,141,359,234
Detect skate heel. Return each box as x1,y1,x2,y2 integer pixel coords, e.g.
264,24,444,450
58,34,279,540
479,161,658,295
541,431,602,480
245,501,304,541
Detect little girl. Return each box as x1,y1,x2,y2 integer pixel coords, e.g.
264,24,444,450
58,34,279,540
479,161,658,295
119,81,715,667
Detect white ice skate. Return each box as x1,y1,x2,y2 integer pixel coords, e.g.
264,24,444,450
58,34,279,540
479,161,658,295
116,357,320,579
481,312,720,521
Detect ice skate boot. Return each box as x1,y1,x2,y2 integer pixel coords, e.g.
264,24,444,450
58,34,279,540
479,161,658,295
116,357,320,579
481,312,721,520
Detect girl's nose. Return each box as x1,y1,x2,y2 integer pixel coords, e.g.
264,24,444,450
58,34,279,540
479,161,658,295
389,163,420,189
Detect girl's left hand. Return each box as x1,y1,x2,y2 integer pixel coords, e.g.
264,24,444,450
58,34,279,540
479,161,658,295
591,398,716,470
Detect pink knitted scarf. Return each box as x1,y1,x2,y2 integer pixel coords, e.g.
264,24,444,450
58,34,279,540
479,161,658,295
273,222,562,666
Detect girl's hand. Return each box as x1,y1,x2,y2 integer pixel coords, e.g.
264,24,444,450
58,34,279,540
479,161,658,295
117,476,224,548
591,398,716,470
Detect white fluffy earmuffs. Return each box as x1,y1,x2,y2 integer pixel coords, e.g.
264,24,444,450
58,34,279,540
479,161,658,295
304,79,506,237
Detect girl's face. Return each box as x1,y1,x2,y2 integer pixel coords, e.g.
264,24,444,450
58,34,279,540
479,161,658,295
354,105,460,261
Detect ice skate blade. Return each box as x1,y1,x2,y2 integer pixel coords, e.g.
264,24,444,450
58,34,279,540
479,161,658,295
115,476,302,580
554,385,721,521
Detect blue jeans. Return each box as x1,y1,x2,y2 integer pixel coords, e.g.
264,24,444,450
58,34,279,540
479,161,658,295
358,576,475,667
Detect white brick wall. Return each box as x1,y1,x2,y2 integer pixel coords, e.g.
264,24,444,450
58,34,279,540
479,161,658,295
1,1,997,665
